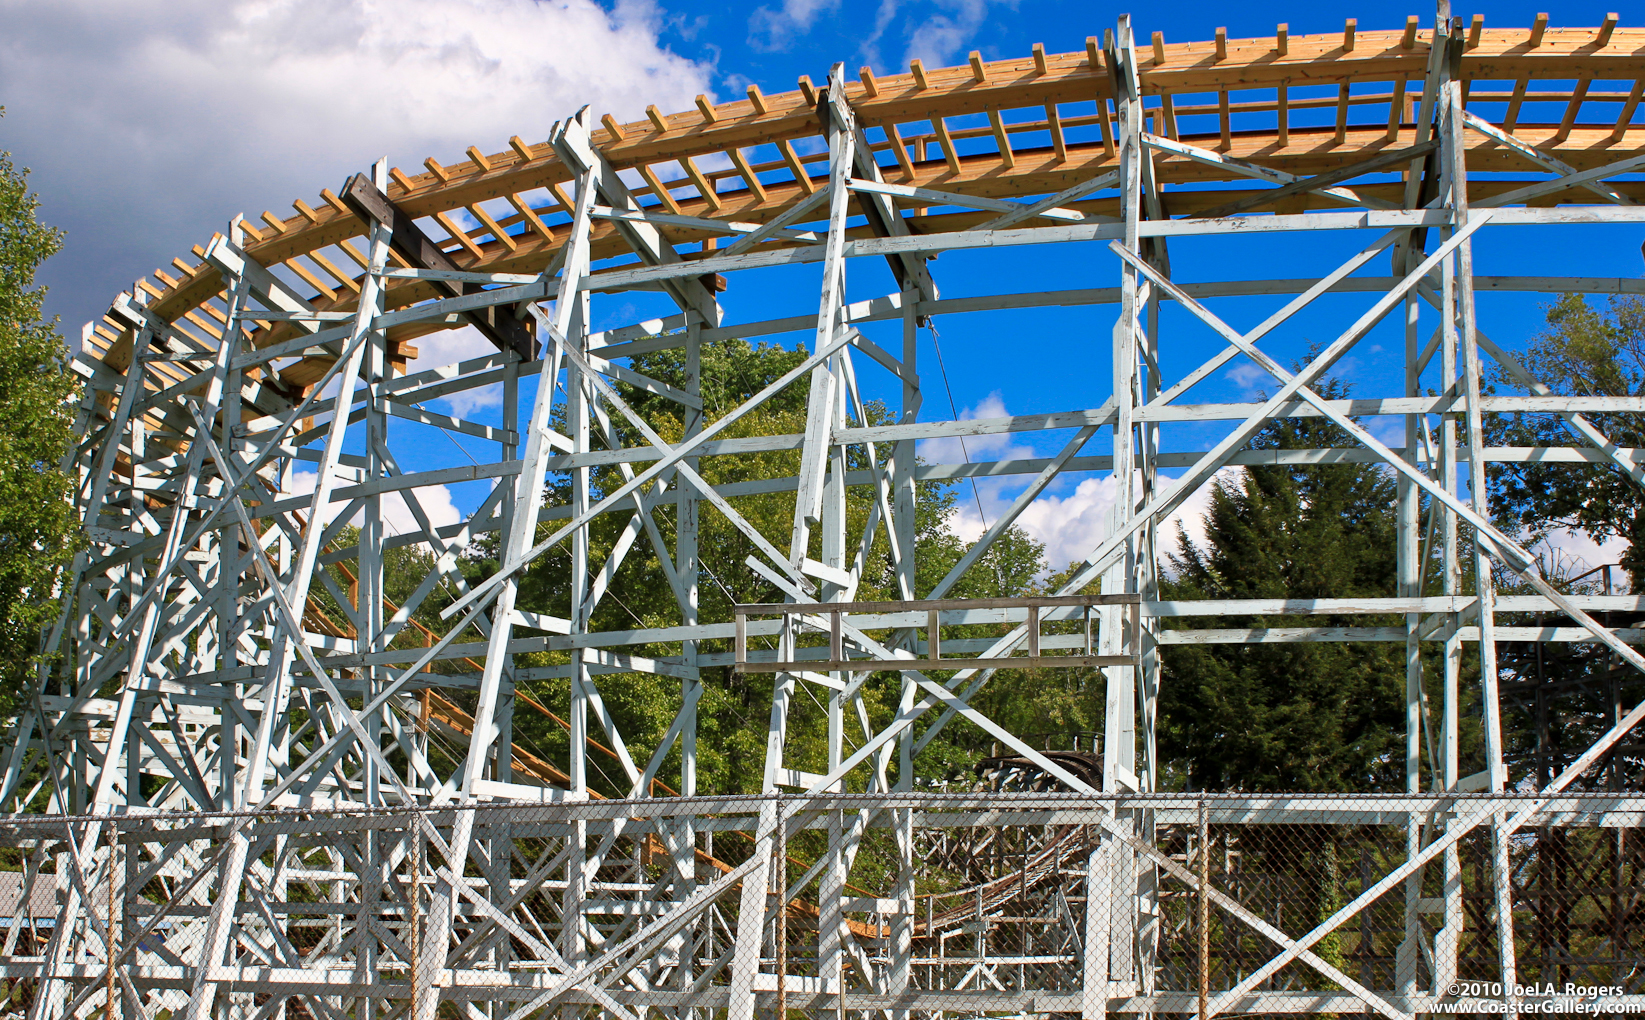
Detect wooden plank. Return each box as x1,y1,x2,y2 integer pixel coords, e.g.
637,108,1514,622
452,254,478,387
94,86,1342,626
635,163,683,214
1191,139,1438,219
1277,81,1289,146
466,203,518,252
1504,76,1530,130
736,593,1140,615
885,123,917,180
736,655,1135,673
779,140,817,194
1612,79,1645,142
1554,77,1591,142
1462,110,1631,205
431,211,484,260
987,110,1015,169
680,155,722,211
85,23,1645,383
504,194,556,242
553,117,723,324
932,116,961,174
128,116,1645,345
728,148,768,203
1386,76,1407,141
339,174,535,360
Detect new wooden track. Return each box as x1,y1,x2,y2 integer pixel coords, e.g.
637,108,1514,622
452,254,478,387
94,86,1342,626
85,18,1645,412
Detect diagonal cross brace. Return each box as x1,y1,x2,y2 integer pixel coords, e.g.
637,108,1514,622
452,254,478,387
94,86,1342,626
440,325,864,621
905,214,1493,761
1143,132,1414,214
1474,148,1645,210
340,173,536,360
1462,111,1633,206
551,117,723,326
1052,212,1492,603
1188,140,1440,221
823,66,938,302
1115,241,1645,780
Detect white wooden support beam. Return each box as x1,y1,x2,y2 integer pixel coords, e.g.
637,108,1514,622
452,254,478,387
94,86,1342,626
1475,149,1645,209
1141,132,1397,210
590,205,822,244
339,174,536,360
822,68,939,303
1462,110,1633,205
552,117,723,327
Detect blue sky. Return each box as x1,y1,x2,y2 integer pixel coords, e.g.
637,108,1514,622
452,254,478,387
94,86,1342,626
638,1,1640,567
2,0,1633,570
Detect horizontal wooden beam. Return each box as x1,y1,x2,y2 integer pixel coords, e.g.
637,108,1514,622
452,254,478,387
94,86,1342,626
339,173,535,361
734,655,1136,673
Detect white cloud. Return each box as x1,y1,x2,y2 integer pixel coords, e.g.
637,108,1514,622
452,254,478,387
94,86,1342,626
3,0,715,332
915,400,1632,591
1224,360,1270,396
860,0,902,70
917,393,1032,464
404,324,506,418
747,0,841,52
923,393,1236,572
1012,475,1115,568
286,467,466,545
1366,416,1406,448
944,464,1238,575
902,0,1016,69
1530,529,1630,591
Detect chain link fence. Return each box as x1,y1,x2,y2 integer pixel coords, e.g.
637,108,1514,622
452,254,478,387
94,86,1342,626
0,792,1637,1018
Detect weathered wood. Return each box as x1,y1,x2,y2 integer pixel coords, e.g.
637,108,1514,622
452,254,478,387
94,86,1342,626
736,593,1141,615
51,27,1645,1020
736,654,1135,673
339,173,535,360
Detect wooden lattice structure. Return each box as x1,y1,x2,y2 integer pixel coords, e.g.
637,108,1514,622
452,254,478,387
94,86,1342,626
18,9,1645,1018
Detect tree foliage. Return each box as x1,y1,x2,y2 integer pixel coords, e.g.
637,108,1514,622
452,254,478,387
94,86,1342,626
1156,380,1411,792
1488,293,1645,585
373,341,1489,797
444,336,1048,796
0,136,78,708
1486,293,1645,788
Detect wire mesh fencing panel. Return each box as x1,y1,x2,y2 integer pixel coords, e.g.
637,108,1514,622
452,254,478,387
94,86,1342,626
0,792,1638,1018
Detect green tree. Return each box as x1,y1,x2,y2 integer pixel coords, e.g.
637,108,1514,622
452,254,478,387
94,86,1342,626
455,336,1050,795
1488,293,1645,585
1156,379,1410,793
0,137,79,710
1486,293,1645,788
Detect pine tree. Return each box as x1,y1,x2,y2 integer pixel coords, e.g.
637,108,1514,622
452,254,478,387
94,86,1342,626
1157,379,1408,793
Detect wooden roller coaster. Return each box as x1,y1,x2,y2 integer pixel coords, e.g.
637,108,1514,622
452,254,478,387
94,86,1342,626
32,11,1645,1019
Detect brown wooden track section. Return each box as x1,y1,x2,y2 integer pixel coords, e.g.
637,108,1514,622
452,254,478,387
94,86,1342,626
82,20,1645,447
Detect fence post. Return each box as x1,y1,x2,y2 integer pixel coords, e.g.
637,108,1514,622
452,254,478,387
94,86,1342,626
776,794,786,1020
1198,799,1209,1020
410,815,422,1015
104,818,117,1020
